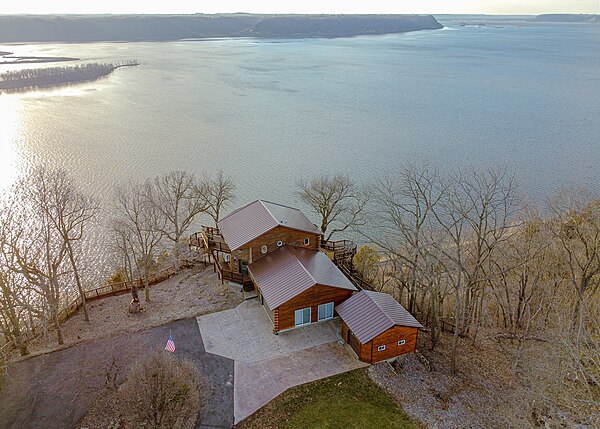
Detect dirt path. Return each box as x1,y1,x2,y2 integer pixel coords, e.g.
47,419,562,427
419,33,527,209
0,318,235,429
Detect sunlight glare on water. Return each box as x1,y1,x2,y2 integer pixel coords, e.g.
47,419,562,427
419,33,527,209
0,95,21,192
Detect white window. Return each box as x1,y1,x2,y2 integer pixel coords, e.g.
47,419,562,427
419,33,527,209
294,308,311,326
224,254,230,262
317,302,334,321
277,240,283,247
398,339,406,346
261,245,268,254
377,345,386,352
304,237,310,246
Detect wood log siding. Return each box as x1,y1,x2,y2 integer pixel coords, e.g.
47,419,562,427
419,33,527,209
342,321,419,364
367,325,419,363
243,226,320,264
274,284,353,332
273,308,280,333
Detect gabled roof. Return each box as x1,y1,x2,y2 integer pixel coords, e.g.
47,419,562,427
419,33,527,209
336,291,422,344
217,200,322,251
247,246,356,310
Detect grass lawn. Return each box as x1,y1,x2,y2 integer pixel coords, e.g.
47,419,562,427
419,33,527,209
238,368,418,429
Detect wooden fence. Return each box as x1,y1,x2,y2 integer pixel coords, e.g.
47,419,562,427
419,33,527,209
1,258,210,356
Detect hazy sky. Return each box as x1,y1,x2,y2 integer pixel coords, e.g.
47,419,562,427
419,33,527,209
2,0,598,15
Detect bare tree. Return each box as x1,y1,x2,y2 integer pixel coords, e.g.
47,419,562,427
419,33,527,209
148,171,207,271
362,164,447,348
28,168,99,322
4,178,70,345
297,174,368,240
113,182,164,303
430,167,520,372
0,207,29,355
548,189,600,341
200,170,236,225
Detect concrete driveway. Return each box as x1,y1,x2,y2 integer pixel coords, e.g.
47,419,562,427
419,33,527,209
196,300,368,423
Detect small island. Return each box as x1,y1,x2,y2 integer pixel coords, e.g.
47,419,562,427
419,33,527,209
0,61,139,92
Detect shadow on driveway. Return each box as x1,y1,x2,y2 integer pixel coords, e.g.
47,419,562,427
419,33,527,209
0,318,234,429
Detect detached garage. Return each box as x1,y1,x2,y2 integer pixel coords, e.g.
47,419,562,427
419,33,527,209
337,290,423,364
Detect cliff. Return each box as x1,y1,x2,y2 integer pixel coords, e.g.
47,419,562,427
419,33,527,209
0,14,443,43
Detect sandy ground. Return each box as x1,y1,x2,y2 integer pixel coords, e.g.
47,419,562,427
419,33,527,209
369,332,544,429
15,265,243,359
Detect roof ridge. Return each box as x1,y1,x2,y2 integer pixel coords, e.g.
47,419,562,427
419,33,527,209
366,291,396,327
289,247,317,285
218,200,259,223
260,199,303,213
259,200,280,225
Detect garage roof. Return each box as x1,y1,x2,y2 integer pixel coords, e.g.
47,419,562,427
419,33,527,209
336,291,422,344
248,246,356,310
217,200,322,251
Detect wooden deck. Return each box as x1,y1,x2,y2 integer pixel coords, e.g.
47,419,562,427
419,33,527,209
321,239,357,265
191,226,253,289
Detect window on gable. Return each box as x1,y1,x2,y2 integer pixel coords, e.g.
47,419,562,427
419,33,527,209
304,238,310,246
377,345,386,352
277,240,283,247
398,340,406,346
261,245,268,254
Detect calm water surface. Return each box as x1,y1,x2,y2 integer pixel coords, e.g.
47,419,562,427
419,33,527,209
1,18,599,276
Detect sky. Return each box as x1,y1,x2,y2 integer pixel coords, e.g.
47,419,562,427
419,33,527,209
1,0,598,15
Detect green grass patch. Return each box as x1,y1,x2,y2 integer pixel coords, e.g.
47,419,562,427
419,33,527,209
238,369,418,429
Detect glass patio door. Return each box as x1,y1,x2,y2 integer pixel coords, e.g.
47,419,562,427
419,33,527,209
294,307,311,326
318,302,334,321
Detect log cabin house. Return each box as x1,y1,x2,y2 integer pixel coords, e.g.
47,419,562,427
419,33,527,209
194,199,422,362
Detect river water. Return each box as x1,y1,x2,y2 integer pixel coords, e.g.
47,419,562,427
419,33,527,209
1,17,599,277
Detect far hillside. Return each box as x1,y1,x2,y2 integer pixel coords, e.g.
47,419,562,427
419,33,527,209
0,14,443,43
533,14,600,23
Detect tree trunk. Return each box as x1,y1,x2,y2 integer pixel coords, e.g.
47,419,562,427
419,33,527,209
67,244,89,322
131,281,139,303
144,270,150,302
52,306,64,345
430,290,440,351
451,285,460,374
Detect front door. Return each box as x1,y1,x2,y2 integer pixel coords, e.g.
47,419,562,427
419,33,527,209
239,260,248,275
348,330,361,358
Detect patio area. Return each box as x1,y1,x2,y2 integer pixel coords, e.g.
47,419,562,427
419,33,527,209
196,299,367,423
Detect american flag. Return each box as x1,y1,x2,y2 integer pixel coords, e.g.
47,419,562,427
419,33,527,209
164,334,176,353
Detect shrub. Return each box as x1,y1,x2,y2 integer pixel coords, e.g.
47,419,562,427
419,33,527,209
117,351,207,429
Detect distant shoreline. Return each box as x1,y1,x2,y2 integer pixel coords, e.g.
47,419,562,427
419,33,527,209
0,14,443,44
0,52,79,65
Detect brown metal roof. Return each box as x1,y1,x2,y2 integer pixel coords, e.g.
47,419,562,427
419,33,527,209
247,246,356,310
336,291,422,344
217,200,322,251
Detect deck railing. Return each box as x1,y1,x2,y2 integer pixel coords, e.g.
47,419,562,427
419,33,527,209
321,239,357,265
198,226,231,254
339,264,374,291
